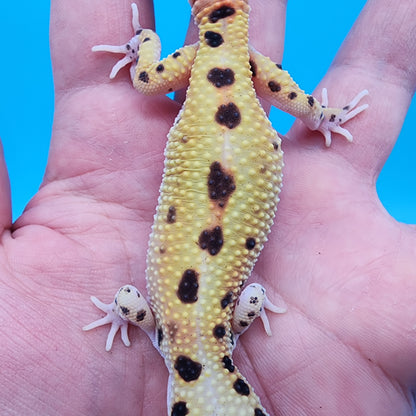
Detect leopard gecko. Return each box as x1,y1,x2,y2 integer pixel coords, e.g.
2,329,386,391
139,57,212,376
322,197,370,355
83,1,368,415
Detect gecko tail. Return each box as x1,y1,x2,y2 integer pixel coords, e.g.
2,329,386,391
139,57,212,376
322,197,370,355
167,357,270,416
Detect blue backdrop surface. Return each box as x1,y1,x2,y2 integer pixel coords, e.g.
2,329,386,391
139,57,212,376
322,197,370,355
0,1,415,223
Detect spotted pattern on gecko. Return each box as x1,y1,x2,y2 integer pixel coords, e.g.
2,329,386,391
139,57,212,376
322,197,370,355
84,1,369,415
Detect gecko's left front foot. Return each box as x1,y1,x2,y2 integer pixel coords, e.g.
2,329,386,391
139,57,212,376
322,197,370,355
318,88,369,146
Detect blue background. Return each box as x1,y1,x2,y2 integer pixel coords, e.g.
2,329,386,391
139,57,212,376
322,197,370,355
0,0,415,223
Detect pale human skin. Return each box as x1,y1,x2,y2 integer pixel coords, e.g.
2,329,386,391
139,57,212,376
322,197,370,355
1,0,416,414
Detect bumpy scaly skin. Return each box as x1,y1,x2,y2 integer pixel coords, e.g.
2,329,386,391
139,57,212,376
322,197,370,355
85,1,368,415
145,4,282,414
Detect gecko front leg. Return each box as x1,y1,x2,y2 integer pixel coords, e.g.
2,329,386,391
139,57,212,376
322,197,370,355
249,46,369,146
92,3,197,95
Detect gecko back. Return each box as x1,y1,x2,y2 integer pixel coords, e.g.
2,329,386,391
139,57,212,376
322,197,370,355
144,1,282,414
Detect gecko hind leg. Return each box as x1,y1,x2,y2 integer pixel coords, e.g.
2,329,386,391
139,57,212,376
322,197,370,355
232,283,287,339
83,285,155,351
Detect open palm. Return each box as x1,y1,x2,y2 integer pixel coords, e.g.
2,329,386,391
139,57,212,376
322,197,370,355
2,0,416,415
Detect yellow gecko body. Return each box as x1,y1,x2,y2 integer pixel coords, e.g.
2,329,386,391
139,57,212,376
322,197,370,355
84,1,368,415
146,2,281,414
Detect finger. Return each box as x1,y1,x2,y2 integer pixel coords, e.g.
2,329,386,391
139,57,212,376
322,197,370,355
39,1,175,214
249,0,287,63
50,0,155,93
310,0,416,174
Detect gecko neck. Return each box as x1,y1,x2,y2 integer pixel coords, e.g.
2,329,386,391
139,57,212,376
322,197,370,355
191,0,250,26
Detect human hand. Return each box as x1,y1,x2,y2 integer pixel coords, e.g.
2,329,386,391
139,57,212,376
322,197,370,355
255,0,416,414
1,0,415,415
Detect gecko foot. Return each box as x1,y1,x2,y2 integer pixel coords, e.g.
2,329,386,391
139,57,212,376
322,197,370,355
232,283,287,337
83,285,155,351
92,3,142,79
318,88,369,147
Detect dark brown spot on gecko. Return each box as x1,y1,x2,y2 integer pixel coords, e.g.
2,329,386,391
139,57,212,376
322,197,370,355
221,291,233,309
167,206,176,223
156,64,164,72
245,237,256,250
136,309,146,322
171,401,189,416
209,6,236,23
120,306,130,315
199,226,223,256
249,60,257,77
207,68,235,88
250,296,259,305
143,37,151,42
222,355,235,372
255,409,267,416
233,378,250,396
343,105,350,111
136,29,143,36
268,81,281,93
157,328,163,347
288,92,297,100
213,324,226,339
139,71,149,83
307,95,315,107
329,114,336,122
247,311,256,318
204,31,224,48
175,355,202,382
173,51,181,58
208,161,236,206
215,103,241,129
239,320,249,328
272,141,279,150
177,269,199,303
276,63,283,70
